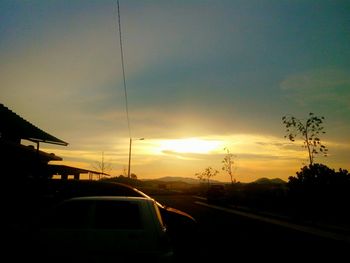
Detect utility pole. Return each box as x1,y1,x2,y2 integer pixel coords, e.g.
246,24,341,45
127,138,144,178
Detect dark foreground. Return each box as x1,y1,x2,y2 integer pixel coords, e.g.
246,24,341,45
3,180,349,262
154,195,350,262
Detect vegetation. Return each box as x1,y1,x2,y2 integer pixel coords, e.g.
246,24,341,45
287,163,350,220
195,166,219,187
222,147,236,184
91,152,112,179
282,112,328,165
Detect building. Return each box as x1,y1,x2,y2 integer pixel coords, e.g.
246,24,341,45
0,103,107,180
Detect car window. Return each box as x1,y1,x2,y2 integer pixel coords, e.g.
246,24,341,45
46,200,92,229
94,200,143,229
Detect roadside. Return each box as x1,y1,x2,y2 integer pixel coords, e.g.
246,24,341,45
193,195,350,243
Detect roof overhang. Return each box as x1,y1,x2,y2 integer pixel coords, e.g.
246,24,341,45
0,103,68,146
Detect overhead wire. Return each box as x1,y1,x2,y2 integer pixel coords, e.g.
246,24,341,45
116,0,131,138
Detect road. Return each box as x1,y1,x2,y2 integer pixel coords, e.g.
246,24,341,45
153,194,349,262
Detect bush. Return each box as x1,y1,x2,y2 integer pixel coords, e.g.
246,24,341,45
287,163,350,222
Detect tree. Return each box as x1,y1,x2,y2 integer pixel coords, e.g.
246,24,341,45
222,147,236,184
287,163,350,216
282,112,328,165
288,163,335,191
92,152,112,180
122,166,128,177
196,166,219,187
288,164,350,190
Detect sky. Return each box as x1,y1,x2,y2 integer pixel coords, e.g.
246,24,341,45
1,0,349,182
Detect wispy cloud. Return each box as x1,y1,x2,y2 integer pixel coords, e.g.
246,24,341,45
281,68,350,109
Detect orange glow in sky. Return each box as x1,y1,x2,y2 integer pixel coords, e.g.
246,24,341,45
157,138,224,154
44,133,339,182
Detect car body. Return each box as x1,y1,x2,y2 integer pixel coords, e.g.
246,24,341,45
31,196,175,262
23,180,197,262
43,179,197,227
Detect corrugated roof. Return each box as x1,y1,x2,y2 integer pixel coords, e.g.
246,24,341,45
0,103,68,146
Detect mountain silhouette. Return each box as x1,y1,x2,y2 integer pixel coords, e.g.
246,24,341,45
253,177,286,185
144,176,224,185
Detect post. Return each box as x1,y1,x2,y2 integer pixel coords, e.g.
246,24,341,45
127,138,132,178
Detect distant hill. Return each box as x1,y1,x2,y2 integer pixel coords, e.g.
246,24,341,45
143,176,287,185
253,177,287,185
143,176,224,185
144,176,200,184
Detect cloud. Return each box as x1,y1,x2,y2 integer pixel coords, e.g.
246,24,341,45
280,68,350,109
160,150,205,161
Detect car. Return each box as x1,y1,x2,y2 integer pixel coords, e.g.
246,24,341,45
30,196,175,263
19,180,197,262
43,179,197,230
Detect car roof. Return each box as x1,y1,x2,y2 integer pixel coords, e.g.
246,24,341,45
66,196,153,202
47,179,149,199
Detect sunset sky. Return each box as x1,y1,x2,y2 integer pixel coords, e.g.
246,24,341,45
1,0,349,182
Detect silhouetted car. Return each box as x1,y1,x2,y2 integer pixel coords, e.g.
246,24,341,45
31,196,174,263
19,180,197,262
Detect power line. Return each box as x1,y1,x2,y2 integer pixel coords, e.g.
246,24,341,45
116,0,131,138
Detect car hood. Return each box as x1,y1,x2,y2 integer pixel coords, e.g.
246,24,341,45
163,206,196,222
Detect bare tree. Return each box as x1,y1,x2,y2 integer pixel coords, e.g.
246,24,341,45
282,112,328,165
92,152,112,179
222,147,236,184
122,166,128,177
196,166,219,187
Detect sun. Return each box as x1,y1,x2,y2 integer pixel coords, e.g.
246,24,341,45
159,138,223,154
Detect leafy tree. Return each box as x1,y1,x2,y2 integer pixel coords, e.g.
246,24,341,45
282,112,328,165
288,163,334,191
288,164,350,190
196,166,219,187
287,163,350,218
222,147,236,184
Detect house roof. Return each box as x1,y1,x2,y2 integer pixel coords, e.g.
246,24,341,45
0,103,68,146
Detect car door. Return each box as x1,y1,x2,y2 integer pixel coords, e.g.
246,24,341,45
34,199,94,261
